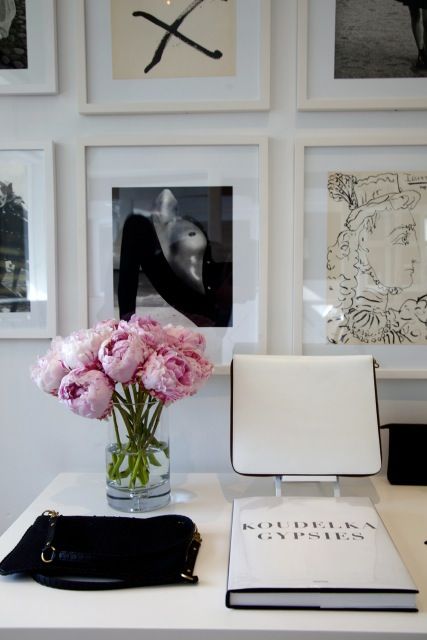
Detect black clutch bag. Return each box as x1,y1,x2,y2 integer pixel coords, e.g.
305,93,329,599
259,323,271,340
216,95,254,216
383,423,427,486
0,510,201,590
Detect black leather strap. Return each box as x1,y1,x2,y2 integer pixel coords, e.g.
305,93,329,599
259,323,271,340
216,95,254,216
32,573,151,590
31,571,197,590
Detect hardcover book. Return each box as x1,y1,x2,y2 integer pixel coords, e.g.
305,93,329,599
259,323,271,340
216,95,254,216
226,496,418,611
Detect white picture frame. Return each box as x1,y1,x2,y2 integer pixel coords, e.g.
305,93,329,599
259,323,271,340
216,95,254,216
77,0,270,114
78,135,268,373
294,132,427,379
0,0,57,95
0,142,56,338
297,0,427,111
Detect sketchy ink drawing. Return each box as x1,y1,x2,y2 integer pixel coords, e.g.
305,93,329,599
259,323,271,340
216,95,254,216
326,171,427,344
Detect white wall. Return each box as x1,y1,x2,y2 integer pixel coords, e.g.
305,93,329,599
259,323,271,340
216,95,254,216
0,0,426,534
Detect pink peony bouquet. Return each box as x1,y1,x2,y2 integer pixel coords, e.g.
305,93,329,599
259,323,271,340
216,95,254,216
31,315,213,490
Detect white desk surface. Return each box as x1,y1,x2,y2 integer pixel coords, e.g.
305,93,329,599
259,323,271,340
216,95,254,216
0,472,427,640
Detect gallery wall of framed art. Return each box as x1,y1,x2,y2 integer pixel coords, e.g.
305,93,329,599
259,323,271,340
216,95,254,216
2,0,427,534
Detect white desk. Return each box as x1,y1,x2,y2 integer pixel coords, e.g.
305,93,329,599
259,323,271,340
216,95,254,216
0,472,427,639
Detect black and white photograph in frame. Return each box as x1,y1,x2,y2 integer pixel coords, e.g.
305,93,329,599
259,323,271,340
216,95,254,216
297,0,427,110
0,163,29,313
0,0,28,70
0,0,57,94
0,143,56,338
334,0,427,79
112,185,233,328
81,137,268,371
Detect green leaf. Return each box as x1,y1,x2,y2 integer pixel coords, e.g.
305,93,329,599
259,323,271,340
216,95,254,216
148,452,162,467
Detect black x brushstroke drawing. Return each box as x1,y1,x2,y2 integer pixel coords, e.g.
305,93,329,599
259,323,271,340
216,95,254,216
133,0,227,74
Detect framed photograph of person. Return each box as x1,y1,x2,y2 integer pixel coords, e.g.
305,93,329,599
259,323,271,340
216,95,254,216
297,0,427,111
0,0,57,95
77,0,270,114
0,142,56,338
78,136,268,372
293,132,427,378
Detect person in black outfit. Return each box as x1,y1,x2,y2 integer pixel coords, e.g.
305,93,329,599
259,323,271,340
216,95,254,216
118,188,232,328
395,0,427,68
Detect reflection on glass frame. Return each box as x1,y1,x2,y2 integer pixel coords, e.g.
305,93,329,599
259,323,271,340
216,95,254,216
294,133,427,379
77,0,270,114
297,0,427,111
78,136,268,372
0,0,57,95
0,142,56,338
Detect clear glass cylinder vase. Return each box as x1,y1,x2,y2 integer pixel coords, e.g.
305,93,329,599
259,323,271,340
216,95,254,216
105,399,170,513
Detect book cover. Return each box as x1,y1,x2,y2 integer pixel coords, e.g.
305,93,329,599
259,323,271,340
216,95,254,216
226,496,418,611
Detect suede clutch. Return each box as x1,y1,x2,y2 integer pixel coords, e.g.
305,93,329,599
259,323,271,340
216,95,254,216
0,510,201,590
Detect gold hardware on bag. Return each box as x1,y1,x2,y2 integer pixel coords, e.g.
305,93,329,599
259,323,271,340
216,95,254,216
42,510,59,523
41,544,56,563
40,510,60,563
180,526,202,583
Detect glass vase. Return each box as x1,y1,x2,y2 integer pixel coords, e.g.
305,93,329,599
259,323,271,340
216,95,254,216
105,399,170,513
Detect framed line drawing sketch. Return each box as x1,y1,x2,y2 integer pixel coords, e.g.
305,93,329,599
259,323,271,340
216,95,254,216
77,0,270,114
0,0,57,95
0,142,56,338
294,133,427,379
297,0,427,111
78,136,268,372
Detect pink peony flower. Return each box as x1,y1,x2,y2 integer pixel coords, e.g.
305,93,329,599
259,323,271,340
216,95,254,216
30,337,69,395
140,346,211,405
180,346,214,385
95,319,119,333
31,316,213,426
60,326,115,370
98,325,150,383
127,315,168,349
58,367,114,419
164,324,206,353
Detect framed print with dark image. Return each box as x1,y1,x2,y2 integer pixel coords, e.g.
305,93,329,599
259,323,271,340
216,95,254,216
77,0,270,114
0,142,56,337
294,133,427,379
78,136,268,372
297,0,427,110
0,0,57,95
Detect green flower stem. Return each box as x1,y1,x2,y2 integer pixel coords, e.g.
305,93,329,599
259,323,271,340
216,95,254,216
107,383,167,490
110,446,129,478
145,402,164,445
111,407,122,448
